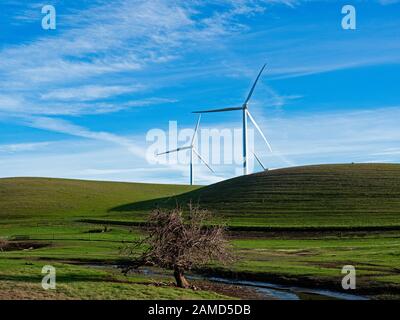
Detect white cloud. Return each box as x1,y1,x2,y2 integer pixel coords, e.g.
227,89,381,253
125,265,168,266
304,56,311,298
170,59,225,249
20,116,145,158
0,142,52,153
41,85,144,102
0,0,275,118
251,106,400,167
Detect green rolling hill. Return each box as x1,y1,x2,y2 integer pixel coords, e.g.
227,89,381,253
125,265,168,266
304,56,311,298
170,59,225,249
1,164,400,228
112,163,400,228
187,163,400,227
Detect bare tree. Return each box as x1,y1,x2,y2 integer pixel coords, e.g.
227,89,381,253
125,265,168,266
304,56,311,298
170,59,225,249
122,205,233,288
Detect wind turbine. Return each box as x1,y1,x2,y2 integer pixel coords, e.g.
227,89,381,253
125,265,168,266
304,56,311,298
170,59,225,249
157,115,214,185
193,64,273,175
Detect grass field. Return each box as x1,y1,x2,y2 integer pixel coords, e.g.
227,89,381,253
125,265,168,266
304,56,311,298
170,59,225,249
1,164,400,299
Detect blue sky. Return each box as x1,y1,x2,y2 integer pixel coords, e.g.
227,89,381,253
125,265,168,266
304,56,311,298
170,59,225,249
0,0,399,184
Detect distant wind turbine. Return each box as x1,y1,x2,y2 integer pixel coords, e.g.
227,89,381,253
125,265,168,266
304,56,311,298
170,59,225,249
193,64,273,175
157,115,214,185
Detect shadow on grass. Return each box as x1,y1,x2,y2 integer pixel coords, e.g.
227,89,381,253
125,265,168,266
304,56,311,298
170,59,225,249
108,189,204,213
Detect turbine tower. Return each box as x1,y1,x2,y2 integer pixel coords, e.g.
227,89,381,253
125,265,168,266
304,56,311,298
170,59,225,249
157,115,214,185
193,64,272,175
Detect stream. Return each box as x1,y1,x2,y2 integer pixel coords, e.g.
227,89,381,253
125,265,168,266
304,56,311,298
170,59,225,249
136,267,368,300
192,275,368,300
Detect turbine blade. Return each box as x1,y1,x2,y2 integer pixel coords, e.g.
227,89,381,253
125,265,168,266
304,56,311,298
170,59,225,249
244,63,267,105
193,148,214,173
246,110,273,152
252,151,266,171
191,115,201,146
193,107,243,114
157,146,191,156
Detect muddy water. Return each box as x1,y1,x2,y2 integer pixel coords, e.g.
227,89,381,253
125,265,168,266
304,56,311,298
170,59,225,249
141,268,369,300
198,276,368,300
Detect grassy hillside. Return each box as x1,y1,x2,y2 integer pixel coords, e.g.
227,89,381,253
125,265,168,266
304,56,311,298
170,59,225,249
0,177,198,220
2,164,400,228
113,164,400,228
185,163,400,227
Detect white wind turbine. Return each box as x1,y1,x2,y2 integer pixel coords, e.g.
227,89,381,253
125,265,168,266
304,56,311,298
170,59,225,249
193,64,273,175
157,115,214,185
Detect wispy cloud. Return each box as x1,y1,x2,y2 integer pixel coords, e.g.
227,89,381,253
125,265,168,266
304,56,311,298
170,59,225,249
252,106,400,166
0,0,276,116
20,116,145,157
0,142,52,153
40,85,144,102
